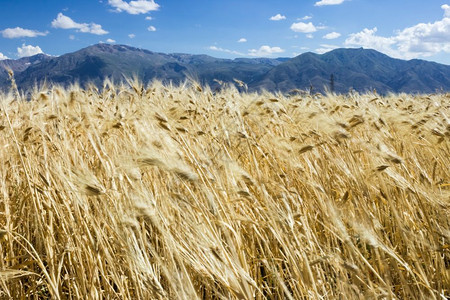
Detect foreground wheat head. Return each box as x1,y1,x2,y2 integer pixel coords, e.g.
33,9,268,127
0,80,449,299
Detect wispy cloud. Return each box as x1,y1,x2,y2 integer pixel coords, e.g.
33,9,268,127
248,45,284,57
315,44,339,54
292,46,310,57
108,0,159,14
51,13,108,35
344,5,450,59
238,38,247,43
0,52,9,60
323,32,341,39
147,26,156,31
209,46,244,56
300,15,312,20
17,44,44,58
314,0,345,6
269,14,286,21
1,27,48,39
145,16,153,20
128,33,136,38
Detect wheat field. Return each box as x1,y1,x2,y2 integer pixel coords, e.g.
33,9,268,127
0,79,449,299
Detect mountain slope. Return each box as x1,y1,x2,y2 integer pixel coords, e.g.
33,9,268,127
6,44,282,91
15,44,183,89
251,48,450,93
0,54,52,89
1,44,450,94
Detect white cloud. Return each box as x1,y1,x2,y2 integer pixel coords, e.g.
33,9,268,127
290,22,318,33
88,24,108,35
248,45,285,57
106,38,116,43
209,46,244,56
51,13,108,35
315,44,339,54
128,33,136,38
345,17,450,59
345,8,450,59
0,52,9,60
300,15,312,20
270,14,286,21
17,44,43,58
69,35,75,40
147,26,156,31
315,0,345,6
343,5,450,59
108,0,159,14
238,38,247,43
344,27,397,56
1,27,48,38
443,4,450,17
52,13,80,29
394,15,450,57
292,46,309,50
306,34,314,39
323,32,341,39
145,16,153,20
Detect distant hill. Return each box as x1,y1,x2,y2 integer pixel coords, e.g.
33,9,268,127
0,54,52,89
1,44,450,94
1,44,284,92
252,48,450,93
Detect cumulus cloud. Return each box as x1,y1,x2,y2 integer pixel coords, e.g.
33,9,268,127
290,22,319,33
345,5,450,59
443,4,450,17
238,38,247,43
315,44,339,54
147,26,156,31
128,33,136,38
395,17,450,56
17,44,43,58
345,28,396,56
315,0,345,6
209,46,244,56
0,52,9,60
106,38,116,43
51,13,108,35
248,45,285,57
108,0,159,14
323,32,341,39
270,14,286,21
1,27,48,38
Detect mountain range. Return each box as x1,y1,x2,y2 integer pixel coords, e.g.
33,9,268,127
1,43,450,94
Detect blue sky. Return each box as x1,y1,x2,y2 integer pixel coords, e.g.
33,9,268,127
1,0,450,64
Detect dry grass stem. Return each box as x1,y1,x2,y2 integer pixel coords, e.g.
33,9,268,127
0,82,449,299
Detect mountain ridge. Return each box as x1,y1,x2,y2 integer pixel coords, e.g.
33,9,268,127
1,44,450,94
